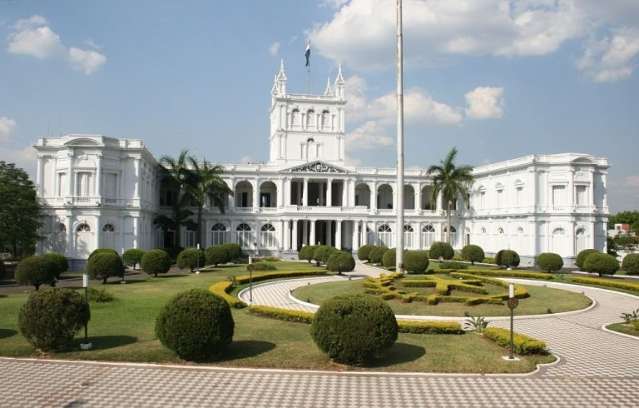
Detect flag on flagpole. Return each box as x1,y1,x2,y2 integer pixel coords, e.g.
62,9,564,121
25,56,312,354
305,40,311,67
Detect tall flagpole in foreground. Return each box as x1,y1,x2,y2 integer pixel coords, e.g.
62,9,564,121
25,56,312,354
395,0,405,273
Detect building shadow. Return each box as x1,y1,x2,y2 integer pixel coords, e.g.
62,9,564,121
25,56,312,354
367,342,426,368
0,328,17,339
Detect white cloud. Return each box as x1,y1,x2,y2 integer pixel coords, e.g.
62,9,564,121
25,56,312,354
269,41,280,56
68,47,107,75
6,15,106,75
577,28,639,82
623,175,639,188
465,87,505,119
239,155,253,163
346,121,393,150
0,145,37,179
364,88,463,126
0,117,17,143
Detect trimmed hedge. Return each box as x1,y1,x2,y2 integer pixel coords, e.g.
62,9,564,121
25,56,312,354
570,276,639,293
397,320,464,335
18,288,90,351
313,245,336,266
439,261,468,270
205,245,228,267
177,248,205,272
248,305,314,323
246,262,277,272
357,245,374,261
327,251,356,274
576,249,599,269
382,248,396,268
86,252,125,284
235,270,327,285
41,252,68,279
88,248,119,261
299,245,318,263
155,289,234,361
311,294,398,364
404,250,429,274
368,246,387,264
461,245,485,264
622,253,639,275
495,249,520,268
429,242,454,260
209,281,246,308
141,249,172,277
16,256,56,290
583,253,620,276
123,248,145,270
483,327,548,355
221,243,242,261
457,269,554,280
536,252,564,273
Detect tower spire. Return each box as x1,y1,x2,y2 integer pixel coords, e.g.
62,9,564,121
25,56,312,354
276,59,287,95
335,64,345,99
324,77,333,96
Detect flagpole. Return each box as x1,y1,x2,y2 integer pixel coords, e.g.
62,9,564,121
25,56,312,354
395,0,405,273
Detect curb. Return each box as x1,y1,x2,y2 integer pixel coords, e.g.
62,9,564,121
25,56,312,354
600,324,639,341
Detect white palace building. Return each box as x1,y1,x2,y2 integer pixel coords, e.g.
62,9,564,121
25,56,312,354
34,63,609,267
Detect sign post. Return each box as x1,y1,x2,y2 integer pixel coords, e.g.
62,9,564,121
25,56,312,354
196,243,201,274
506,283,519,360
80,273,92,350
248,255,253,303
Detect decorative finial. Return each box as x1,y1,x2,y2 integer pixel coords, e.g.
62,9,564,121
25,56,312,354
277,59,287,80
324,77,333,96
336,63,344,82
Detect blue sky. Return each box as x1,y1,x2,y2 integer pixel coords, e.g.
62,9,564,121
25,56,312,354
1,0,638,211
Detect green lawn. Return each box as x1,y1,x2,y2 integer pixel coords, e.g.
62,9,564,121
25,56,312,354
293,278,592,316
0,261,553,373
606,322,639,337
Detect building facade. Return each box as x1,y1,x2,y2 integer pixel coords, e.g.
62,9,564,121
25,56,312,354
34,63,609,267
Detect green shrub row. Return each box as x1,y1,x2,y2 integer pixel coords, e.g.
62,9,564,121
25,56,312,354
246,262,277,272
570,276,639,294
450,272,529,299
248,305,315,323
482,327,548,355
208,281,247,308
453,269,555,280
205,243,243,267
397,320,464,335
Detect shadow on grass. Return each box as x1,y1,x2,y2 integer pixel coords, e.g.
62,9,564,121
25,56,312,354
0,328,17,339
74,335,138,351
217,340,276,361
368,342,426,368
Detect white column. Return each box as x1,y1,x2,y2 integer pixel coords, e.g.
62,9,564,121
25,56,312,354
133,158,140,201
371,183,378,211
96,154,102,198
302,220,308,245
292,220,298,250
415,184,421,211
310,220,316,245
327,221,332,246
277,179,284,208
417,222,423,249
253,179,260,209
303,178,309,206
280,220,286,250
436,192,443,214
352,221,360,251
336,221,342,249
283,178,290,207
347,179,354,207
95,215,102,250
326,178,333,207
361,220,367,245
68,152,75,198
36,156,43,196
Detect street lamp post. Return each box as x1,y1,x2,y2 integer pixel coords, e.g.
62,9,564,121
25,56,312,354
395,0,405,274
506,283,519,360
196,243,201,274
80,273,92,350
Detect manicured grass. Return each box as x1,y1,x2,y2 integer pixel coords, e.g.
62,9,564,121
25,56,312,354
0,261,551,373
293,278,592,317
606,322,639,337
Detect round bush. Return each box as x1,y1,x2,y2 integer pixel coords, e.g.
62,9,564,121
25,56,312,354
177,248,206,272
313,245,336,266
576,249,600,269
382,248,396,268
429,242,454,260
357,245,374,261
18,288,90,351
622,253,639,275
310,294,398,365
123,248,145,270
461,245,484,264
86,252,125,284
404,250,429,274
16,256,57,290
327,251,356,274
536,252,564,273
88,248,119,261
247,262,277,272
583,253,620,276
495,249,520,268
141,249,172,277
155,289,234,361
299,245,318,263
41,252,68,279
205,246,228,267
221,243,242,262
368,246,386,264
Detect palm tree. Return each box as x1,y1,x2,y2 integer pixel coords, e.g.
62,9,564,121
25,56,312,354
427,148,474,245
155,150,197,249
188,157,232,246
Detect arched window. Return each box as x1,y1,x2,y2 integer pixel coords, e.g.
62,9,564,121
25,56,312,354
321,110,330,130
378,224,392,232
306,109,315,128
377,224,393,247
422,224,435,232
260,223,277,248
403,225,414,232
495,183,504,208
237,223,251,231
480,227,487,234
261,223,275,231
236,223,253,250
56,223,66,233
403,225,415,248
76,223,91,232
497,227,504,234
517,227,524,234
211,223,226,231
211,223,227,245
443,226,457,233
102,224,115,232
291,109,300,127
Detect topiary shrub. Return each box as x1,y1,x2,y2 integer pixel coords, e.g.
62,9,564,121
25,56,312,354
123,248,145,270
382,248,396,268
85,287,114,303
536,252,564,273
327,251,356,274
429,242,454,260
310,294,398,365
461,245,484,265
205,245,228,267
155,289,234,361
622,253,639,275
313,245,336,266
15,256,57,290
439,261,468,270
88,248,119,261
177,248,205,272
41,252,68,279
299,245,318,263
576,249,599,270
221,243,242,262
141,249,172,277
495,249,520,268
404,250,429,274
583,253,620,277
86,252,125,284
246,262,277,272
357,245,374,261
18,288,90,351
368,246,387,264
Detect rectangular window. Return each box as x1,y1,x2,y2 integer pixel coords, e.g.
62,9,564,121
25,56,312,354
496,190,503,208
103,173,117,199
480,191,486,209
57,173,66,196
241,192,248,207
552,185,566,208
76,172,93,196
576,185,588,206
515,187,523,206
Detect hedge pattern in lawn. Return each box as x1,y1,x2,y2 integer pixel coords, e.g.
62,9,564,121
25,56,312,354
311,294,398,365
327,251,355,274
483,327,547,355
155,289,234,361
141,249,172,277
536,252,564,273
404,250,429,274
86,252,125,284
18,288,90,351
495,249,520,268
461,245,484,264
15,256,56,290
299,245,318,263
622,253,639,275
583,252,619,276
576,249,600,270
177,248,206,272
205,246,228,267
429,242,454,260
357,245,374,261
382,248,396,268
123,248,145,270
41,252,68,279
368,246,387,264
313,245,336,266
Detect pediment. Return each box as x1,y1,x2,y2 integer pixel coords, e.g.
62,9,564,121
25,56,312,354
283,161,348,174
64,138,101,146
